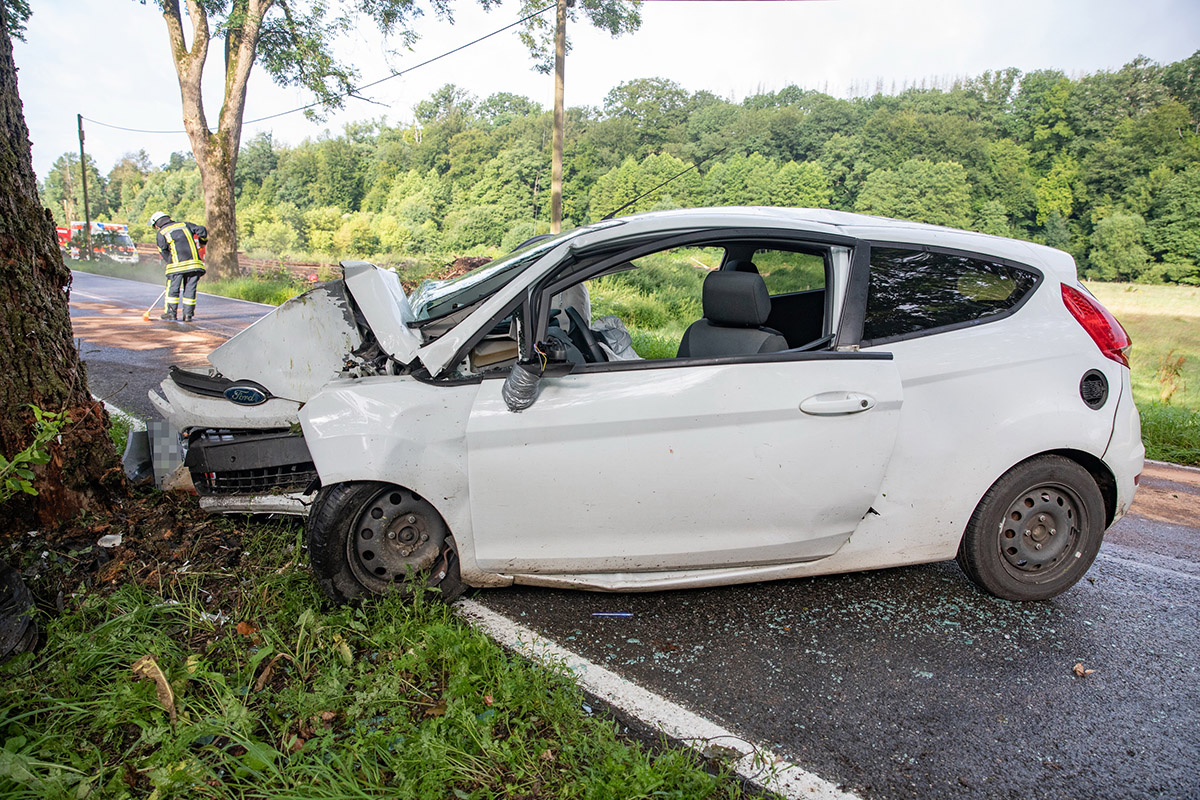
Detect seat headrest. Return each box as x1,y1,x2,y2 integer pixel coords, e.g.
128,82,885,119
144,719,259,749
702,270,772,327
725,259,759,274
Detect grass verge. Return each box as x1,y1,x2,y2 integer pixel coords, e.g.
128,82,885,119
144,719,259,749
1085,281,1200,465
0,515,745,800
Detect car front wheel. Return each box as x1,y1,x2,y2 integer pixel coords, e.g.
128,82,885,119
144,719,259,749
957,455,1106,601
307,482,464,604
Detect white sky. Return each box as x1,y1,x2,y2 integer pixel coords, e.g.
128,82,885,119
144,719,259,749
15,0,1200,181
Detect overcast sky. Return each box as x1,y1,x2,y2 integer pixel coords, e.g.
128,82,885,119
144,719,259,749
15,0,1200,181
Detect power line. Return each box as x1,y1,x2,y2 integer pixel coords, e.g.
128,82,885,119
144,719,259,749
81,4,554,136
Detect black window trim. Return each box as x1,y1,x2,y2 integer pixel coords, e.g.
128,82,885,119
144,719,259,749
480,347,892,379
857,240,1045,348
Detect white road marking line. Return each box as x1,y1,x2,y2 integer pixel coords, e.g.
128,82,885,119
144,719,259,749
96,397,146,431
70,289,136,305
456,599,862,800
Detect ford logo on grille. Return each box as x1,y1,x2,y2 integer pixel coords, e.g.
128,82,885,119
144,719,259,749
224,384,268,406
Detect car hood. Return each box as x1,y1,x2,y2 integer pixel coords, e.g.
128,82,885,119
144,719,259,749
343,260,424,364
203,262,424,403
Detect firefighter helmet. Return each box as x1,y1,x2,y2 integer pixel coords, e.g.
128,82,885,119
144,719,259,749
148,211,169,227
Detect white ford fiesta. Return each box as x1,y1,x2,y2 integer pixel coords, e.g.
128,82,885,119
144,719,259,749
151,208,1144,603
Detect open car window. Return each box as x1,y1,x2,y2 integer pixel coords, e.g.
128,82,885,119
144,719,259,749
558,239,834,365
745,248,826,295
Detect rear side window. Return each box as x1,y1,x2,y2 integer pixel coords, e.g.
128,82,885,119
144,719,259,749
863,247,1039,342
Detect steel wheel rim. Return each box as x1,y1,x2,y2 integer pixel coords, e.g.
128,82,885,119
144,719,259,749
997,481,1084,583
346,488,444,593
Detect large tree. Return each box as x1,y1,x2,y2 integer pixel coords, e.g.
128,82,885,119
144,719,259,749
0,3,121,531
150,0,489,275
150,0,640,274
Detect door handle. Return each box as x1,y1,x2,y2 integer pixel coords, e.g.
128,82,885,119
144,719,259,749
799,391,876,416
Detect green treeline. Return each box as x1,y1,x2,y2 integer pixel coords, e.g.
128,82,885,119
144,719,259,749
39,52,1200,283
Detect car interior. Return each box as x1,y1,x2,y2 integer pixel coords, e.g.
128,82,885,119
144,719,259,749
460,239,835,376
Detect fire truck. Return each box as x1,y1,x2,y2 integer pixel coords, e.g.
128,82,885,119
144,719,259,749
56,221,140,263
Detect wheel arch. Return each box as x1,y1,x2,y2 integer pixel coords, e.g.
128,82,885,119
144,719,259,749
1038,448,1117,527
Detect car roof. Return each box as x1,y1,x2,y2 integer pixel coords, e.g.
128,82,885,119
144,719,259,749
595,207,1077,279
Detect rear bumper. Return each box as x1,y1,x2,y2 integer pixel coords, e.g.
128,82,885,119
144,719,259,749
1104,368,1145,524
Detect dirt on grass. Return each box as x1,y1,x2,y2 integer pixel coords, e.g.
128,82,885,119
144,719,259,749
1,489,280,617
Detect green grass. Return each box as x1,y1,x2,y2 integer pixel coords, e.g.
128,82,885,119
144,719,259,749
0,520,744,800
107,413,131,458
203,275,309,306
1138,403,1200,465
1085,282,1200,465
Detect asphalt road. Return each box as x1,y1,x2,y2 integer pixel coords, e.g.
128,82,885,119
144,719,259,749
70,269,1200,800
69,270,270,418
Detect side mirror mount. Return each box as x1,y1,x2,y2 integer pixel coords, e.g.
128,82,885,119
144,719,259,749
501,339,574,412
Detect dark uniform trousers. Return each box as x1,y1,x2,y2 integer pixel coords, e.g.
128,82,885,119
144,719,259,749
157,220,208,320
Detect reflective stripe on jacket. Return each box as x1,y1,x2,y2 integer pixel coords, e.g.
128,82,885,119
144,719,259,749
157,221,207,275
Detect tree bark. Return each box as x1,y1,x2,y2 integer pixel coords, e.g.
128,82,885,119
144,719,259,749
161,0,270,277
0,7,122,533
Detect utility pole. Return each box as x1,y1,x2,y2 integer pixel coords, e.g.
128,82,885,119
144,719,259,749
550,0,568,233
76,114,92,260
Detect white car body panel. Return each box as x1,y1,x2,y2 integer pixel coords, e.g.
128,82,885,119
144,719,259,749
299,377,509,588
207,282,362,402
465,358,902,574
149,377,302,431
1103,367,1145,520
854,292,1129,564
342,261,423,365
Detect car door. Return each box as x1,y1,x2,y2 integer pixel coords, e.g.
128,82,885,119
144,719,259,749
465,354,903,575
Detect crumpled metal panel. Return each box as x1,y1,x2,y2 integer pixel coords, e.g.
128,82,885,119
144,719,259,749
343,261,424,365
207,282,362,402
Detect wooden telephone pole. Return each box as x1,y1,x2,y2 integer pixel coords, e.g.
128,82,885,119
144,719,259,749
76,114,92,260
550,0,568,233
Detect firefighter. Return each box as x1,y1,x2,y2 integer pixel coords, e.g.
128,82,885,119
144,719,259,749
148,211,207,321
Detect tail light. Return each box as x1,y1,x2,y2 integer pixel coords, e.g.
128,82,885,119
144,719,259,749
1061,284,1131,367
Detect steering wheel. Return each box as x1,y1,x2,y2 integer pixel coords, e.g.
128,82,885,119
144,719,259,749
564,306,606,363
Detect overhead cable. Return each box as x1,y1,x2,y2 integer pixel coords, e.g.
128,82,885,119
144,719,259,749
81,3,554,136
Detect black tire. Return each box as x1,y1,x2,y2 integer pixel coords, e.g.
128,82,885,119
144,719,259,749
956,455,1106,601
306,482,465,605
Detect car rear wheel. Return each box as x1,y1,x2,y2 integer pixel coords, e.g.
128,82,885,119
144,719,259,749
307,482,464,604
957,455,1105,601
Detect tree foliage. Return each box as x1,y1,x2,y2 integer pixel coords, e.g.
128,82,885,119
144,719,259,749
38,49,1200,283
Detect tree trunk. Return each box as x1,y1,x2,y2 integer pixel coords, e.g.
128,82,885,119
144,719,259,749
195,138,240,276
0,8,122,533
161,0,269,279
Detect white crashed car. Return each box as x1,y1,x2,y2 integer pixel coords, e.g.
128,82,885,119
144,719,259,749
152,208,1143,602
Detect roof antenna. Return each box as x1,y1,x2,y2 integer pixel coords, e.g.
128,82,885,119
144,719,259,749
601,146,729,221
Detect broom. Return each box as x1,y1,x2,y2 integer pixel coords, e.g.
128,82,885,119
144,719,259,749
142,289,167,321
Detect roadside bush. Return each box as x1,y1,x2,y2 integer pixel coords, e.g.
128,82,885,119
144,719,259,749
333,214,380,259
443,205,505,251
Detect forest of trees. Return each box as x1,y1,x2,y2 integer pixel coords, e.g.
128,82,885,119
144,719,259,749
38,51,1200,283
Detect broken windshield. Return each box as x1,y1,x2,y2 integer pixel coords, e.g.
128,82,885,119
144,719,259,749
408,233,577,322
409,221,631,322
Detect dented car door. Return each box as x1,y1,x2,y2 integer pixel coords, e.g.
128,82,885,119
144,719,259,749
465,354,904,575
